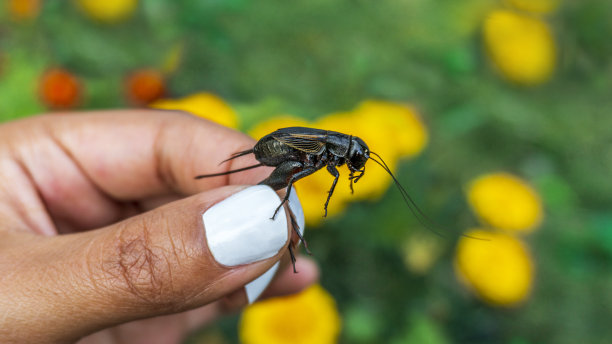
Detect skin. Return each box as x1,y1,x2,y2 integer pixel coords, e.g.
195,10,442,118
0,110,318,344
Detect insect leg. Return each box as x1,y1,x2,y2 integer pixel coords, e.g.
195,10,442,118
258,161,303,190
348,167,365,194
288,243,297,273
259,161,319,219
289,209,311,255
271,166,318,219
323,164,340,217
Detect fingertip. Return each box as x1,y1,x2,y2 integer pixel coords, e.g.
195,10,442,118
202,185,289,267
245,261,281,304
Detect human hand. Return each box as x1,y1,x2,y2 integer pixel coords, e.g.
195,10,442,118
0,110,318,344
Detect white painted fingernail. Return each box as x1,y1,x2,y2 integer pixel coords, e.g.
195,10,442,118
245,261,279,303
203,185,288,266
288,190,305,242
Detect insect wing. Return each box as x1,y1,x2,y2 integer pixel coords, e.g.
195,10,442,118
272,131,326,154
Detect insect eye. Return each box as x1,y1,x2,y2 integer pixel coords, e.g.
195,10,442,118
350,152,368,169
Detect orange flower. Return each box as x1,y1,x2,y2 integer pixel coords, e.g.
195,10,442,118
8,0,41,20
125,69,165,106
39,68,83,109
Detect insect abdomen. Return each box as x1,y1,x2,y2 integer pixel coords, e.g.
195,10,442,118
253,135,301,166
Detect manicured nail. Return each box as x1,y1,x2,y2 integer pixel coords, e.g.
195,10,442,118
245,261,279,303
203,185,288,266
288,191,305,241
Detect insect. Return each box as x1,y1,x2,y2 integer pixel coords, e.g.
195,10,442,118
195,127,451,272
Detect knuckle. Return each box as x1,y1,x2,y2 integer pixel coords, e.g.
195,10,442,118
98,216,187,309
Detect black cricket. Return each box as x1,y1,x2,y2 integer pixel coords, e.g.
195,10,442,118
195,126,444,272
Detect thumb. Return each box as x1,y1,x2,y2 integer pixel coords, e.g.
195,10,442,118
1,185,290,343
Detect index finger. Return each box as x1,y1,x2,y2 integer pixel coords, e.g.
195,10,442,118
8,110,272,200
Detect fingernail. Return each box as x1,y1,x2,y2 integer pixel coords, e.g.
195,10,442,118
288,190,305,242
245,261,279,303
203,185,288,266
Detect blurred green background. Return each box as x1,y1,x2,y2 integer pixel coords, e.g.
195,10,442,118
2,0,612,343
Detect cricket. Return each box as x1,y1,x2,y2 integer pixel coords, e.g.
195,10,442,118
195,126,451,272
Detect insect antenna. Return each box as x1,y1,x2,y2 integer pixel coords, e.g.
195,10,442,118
369,152,487,241
195,163,264,179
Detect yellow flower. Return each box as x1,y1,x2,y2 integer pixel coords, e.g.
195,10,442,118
151,92,239,129
467,172,542,232
455,229,533,306
401,233,443,274
505,0,560,14
314,110,396,203
352,100,428,159
484,9,556,85
295,167,351,226
239,284,341,344
75,0,138,23
314,101,428,202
